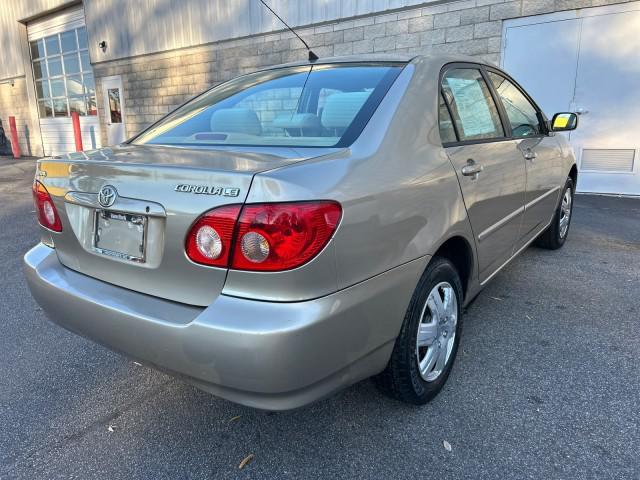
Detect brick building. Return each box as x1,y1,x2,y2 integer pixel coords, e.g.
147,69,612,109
0,0,639,194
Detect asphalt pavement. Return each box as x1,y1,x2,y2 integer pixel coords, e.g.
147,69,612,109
1,158,638,479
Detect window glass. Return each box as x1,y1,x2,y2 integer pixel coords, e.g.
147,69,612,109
30,27,95,118
439,92,457,144
38,100,53,117
63,52,81,74
53,98,68,117
442,68,504,142
108,88,123,123
50,78,66,97
33,60,47,79
35,80,50,99
77,27,88,49
488,72,541,137
47,57,63,77
30,39,45,59
132,64,403,148
60,30,77,53
44,35,60,55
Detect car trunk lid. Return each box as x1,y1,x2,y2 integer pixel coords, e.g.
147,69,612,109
37,144,335,306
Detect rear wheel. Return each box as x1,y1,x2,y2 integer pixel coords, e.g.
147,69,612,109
536,177,574,250
375,257,462,405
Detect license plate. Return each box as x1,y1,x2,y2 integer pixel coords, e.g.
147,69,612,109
93,210,147,263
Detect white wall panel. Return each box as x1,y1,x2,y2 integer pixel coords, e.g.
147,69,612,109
0,0,75,80
83,0,439,63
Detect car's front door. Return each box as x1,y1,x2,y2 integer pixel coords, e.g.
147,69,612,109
440,66,527,283
486,70,563,250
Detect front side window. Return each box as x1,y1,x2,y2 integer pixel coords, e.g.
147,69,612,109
30,27,96,118
488,72,541,138
132,64,403,148
442,68,504,142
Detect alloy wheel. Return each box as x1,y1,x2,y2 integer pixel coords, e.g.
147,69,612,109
415,282,458,382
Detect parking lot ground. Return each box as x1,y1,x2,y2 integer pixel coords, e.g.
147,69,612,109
1,160,638,479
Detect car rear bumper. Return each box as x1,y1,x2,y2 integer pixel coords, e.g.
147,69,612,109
24,243,428,410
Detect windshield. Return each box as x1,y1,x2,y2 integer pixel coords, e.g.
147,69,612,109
131,63,404,148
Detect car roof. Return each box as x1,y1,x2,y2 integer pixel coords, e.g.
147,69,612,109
256,53,495,71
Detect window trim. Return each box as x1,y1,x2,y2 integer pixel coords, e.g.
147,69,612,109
439,62,549,148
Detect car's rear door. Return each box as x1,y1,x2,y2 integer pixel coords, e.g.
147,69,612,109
440,65,527,283
485,69,564,250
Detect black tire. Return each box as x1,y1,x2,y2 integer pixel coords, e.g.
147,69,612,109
535,177,575,250
374,257,463,405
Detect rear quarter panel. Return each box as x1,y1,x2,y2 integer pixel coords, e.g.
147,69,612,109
227,58,477,301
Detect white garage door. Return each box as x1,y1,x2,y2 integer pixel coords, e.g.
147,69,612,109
27,7,101,156
502,2,640,196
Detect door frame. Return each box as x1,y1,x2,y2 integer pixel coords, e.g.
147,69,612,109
101,74,126,145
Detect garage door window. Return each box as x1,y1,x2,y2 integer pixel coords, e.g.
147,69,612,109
442,68,504,142
30,27,96,118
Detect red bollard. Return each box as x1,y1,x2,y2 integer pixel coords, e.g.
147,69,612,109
8,116,20,159
71,111,83,151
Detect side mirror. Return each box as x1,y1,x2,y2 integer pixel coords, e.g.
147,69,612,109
550,112,578,132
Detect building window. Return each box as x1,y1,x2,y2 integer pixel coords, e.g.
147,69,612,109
30,27,96,118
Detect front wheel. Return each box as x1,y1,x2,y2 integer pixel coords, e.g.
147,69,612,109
536,176,575,250
374,257,463,405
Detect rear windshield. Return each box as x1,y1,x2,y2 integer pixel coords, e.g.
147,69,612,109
131,63,403,148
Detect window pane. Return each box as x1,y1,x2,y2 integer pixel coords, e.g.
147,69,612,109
47,56,63,77
63,52,81,74
488,72,541,138
83,73,95,94
38,100,54,117
77,27,88,49
69,96,87,115
30,39,45,59
44,35,60,55
33,59,47,79
60,30,77,53
66,75,83,96
439,93,457,144
86,95,97,115
53,98,69,117
50,78,66,97
35,80,51,99
108,88,123,123
80,50,91,71
442,68,504,142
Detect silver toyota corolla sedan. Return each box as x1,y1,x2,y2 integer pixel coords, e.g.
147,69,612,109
24,54,578,410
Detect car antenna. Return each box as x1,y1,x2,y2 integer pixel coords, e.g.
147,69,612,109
258,0,319,62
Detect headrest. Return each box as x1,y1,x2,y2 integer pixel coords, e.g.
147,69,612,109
321,92,370,129
272,113,322,131
210,108,262,136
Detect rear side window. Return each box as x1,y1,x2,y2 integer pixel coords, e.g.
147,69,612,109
131,64,403,148
487,72,542,137
442,68,504,142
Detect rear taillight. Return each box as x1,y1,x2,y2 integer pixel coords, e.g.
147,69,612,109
185,205,242,267
231,201,342,271
32,181,62,232
185,201,342,271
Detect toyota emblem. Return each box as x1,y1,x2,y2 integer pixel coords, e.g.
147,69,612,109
98,185,117,208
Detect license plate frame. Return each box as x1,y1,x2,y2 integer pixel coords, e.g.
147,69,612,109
93,209,148,263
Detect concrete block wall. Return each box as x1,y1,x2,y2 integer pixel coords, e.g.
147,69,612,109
61,0,640,146
0,78,41,157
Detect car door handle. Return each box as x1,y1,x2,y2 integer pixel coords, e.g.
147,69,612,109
461,160,484,179
523,149,537,161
